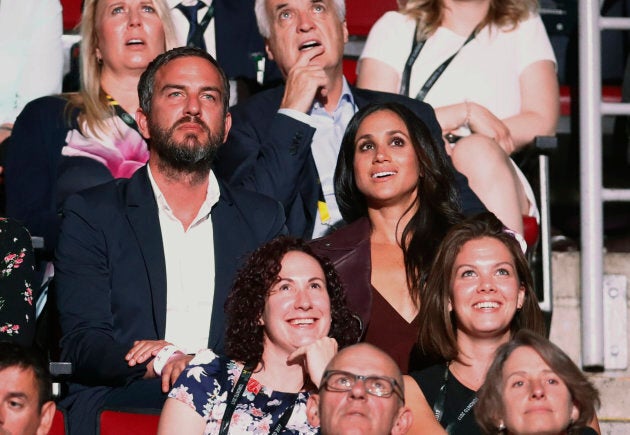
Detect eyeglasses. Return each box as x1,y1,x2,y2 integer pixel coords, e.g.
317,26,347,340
321,370,405,403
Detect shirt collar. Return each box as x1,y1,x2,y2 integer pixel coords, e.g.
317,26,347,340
167,0,211,9
147,164,220,226
311,77,355,114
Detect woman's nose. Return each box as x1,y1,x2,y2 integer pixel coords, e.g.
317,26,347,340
294,289,313,309
530,379,545,399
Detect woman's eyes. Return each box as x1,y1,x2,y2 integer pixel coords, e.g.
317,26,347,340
391,137,405,147
496,268,510,276
142,5,156,13
357,142,374,152
511,380,525,388
461,269,476,278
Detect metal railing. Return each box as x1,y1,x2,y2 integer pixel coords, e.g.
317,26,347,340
579,0,630,369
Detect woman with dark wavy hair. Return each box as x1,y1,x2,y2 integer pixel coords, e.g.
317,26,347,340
476,329,600,435
357,0,559,236
311,102,462,373
158,236,361,434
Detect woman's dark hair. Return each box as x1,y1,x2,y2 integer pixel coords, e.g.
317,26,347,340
335,102,462,305
475,329,600,434
225,236,361,368
418,212,546,361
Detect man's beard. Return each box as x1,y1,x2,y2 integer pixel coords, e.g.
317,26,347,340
148,115,224,176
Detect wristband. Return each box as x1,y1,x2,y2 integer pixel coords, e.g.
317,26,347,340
152,345,184,376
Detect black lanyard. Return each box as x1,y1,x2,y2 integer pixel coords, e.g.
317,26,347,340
400,23,476,101
218,364,297,435
106,94,140,133
189,4,214,47
432,362,478,434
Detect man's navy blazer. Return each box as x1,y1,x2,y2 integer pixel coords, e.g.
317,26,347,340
215,85,485,238
213,0,281,85
54,165,285,388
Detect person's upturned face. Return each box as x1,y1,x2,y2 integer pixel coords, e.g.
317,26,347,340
260,251,332,356
263,0,348,77
317,346,406,435
449,237,525,341
138,56,231,170
500,346,578,435
352,110,421,209
0,367,52,435
95,0,166,75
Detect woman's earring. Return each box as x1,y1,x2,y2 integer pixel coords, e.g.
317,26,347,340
498,421,506,432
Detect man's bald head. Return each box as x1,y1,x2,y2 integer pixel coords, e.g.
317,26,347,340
307,343,412,435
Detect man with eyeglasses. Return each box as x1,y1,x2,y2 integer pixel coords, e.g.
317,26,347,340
306,343,413,435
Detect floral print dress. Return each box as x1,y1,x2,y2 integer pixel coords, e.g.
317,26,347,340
169,349,318,434
0,217,36,346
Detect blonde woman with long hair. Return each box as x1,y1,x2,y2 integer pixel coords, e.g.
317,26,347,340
5,0,176,253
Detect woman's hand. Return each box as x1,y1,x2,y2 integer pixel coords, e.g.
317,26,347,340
160,354,194,393
467,102,515,154
288,337,338,388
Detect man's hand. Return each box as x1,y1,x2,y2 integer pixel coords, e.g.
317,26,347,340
126,340,172,367
280,46,330,113
288,337,338,388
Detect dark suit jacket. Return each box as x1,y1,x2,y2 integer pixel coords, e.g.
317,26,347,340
212,0,281,85
215,84,485,238
54,165,285,389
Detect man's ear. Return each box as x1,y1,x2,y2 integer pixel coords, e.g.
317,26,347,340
306,394,321,427
342,20,348,44
36,401,57,435
136,108,150,139
264,39,275,61
222,112,232,142
391,406,413,435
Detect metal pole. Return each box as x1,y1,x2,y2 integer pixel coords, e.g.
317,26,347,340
579,0,605,370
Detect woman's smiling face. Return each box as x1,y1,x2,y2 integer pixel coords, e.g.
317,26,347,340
449,236,525,340
260,251,332,356
353,109,421,209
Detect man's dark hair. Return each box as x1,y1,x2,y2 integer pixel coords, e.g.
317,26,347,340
0,342,52,408
138,46,231,116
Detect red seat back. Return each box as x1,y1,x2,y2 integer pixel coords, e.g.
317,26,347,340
346,0,399,36
522,215,539,249
99,410,160,435
49,409,67,435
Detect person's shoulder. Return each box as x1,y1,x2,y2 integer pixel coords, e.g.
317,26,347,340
377,10,411,25
409,363,446,383
310,217,370,250
353,88,435,116
229,85,285,118
217,179,285,223
63,171,140,215
18,95,68,118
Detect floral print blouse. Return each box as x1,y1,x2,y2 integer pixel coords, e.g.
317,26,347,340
0,218,36,346
169,349,318,434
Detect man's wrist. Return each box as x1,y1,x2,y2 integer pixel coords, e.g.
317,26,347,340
152,345,184,376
